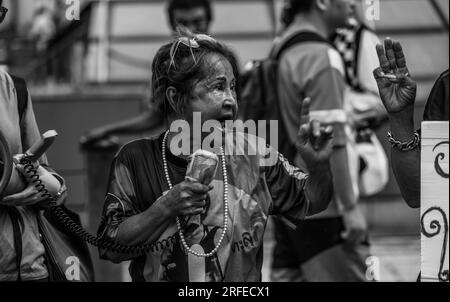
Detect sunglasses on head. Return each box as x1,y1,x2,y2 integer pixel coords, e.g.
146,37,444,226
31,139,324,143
168,34,217,72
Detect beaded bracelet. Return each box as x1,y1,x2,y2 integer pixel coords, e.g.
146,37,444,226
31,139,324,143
387,131,421,151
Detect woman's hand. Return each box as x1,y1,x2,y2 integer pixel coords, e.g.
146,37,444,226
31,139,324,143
1,158,62,207
373,39,417,115
158,180,213,218
296,98,334,171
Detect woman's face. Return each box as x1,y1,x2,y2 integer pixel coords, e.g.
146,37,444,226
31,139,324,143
184,53,238,126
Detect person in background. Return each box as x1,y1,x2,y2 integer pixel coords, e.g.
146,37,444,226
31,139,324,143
373,38,449,208
332,0,389,198
0,0,66,282
28,5,58,52
333,0,387,130
270,0,370,282
80,0,214,147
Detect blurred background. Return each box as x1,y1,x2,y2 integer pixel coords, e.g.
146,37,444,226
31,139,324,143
0,0,448,282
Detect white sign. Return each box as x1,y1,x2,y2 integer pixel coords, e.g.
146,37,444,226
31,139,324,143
421,122,449,282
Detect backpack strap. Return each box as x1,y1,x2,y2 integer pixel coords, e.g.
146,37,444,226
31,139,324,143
269,31,338,161
274,31,336,61
10,75,28,123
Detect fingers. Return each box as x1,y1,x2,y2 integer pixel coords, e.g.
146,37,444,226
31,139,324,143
297,97,312,147
182,199,207,216
311,120,321,150
13,163,33,182
377,39,409,79
297,120,334,151
187,207,206,216
190,194,208,204
376,44,390,73
188,182,213,194
296,124,310,151
299,98,311,127
315,125,334,151
384,38,397,71
2,186,35,204
1,185,46,206
393,40,407,70
373,67,392,89
373,67,384,80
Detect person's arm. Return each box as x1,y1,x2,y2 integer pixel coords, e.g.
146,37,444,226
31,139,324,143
373,39,419,208
389,109,420,208
80,104,164,146
98,155,211,263
267,99,334,228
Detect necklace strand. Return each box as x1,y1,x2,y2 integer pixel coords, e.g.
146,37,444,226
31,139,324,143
162,131,228,258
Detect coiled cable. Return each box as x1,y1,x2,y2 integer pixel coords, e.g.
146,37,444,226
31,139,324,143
21,157,175,255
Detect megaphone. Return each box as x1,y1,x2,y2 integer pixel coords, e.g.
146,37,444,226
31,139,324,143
0,130,58,198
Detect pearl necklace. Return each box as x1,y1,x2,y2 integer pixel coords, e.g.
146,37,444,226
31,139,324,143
162,131,229,258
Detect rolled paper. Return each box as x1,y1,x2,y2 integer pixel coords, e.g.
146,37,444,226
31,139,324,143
188,244,206,282
184,150,219,230
186,150,219,185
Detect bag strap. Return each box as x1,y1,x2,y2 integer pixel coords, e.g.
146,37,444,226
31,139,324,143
6,207,24,281
274,31,336,61
10,75,28,123
274,31,348,88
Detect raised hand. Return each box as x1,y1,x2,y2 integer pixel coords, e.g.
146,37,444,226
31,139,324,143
296,98,334,170
373,38,417,114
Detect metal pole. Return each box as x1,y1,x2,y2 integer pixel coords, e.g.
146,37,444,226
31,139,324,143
97,0,110,83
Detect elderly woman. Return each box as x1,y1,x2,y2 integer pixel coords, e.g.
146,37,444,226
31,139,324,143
98,31,335,282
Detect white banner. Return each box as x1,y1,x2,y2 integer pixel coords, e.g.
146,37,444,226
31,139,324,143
421,122,449,282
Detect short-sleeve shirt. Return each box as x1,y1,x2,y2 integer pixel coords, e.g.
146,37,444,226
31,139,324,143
0,70,47,281
274,25,359,217
98,131,312,282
